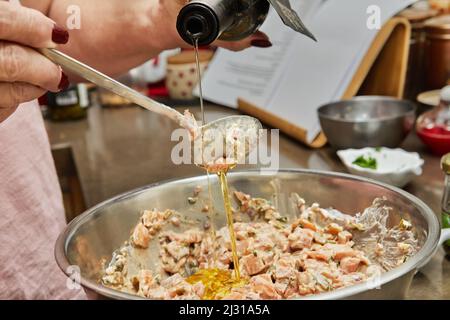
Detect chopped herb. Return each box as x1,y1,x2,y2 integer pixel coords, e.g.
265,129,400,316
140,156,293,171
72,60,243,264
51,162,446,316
398,218,412,230
187,197,197,204
352,155,377,169
375,147,382,152
276,216,288,223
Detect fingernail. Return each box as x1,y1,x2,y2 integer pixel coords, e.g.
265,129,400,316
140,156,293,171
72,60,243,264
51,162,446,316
52,24,69,44
250,39,272,48
58,72,70,91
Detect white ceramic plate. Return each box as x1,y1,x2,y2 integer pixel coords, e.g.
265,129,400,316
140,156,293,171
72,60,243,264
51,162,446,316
337,147,424,188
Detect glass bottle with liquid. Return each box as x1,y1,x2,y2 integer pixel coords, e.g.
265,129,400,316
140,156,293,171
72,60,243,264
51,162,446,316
47,84,90,121
441,152,450,255
177,0,270,45
176,0,315,46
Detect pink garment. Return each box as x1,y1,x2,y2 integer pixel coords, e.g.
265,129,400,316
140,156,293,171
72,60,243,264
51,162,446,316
0,101,85,299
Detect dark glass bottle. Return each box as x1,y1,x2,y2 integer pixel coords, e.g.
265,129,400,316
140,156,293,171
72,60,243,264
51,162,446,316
176,0,316,46
177,0,270,45
47,84,89,121
441,153,450,255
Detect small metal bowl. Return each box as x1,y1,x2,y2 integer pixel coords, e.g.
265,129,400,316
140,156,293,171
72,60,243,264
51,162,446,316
318,96,416,149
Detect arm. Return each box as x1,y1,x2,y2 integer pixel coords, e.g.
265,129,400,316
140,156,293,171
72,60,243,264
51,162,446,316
23,0,270,77
21,0,179,77
0,1,269,122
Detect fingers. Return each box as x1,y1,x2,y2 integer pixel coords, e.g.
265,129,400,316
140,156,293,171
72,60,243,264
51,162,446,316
248,31,272,47
0,2,69,48
213,31,272,52
0,42,64,92
250,31,270,42
0,82,46,110
0,3,70,115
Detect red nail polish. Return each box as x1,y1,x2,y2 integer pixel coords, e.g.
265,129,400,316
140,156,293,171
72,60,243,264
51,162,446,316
52,25,69,44
58,72,70,91
250,39,272,48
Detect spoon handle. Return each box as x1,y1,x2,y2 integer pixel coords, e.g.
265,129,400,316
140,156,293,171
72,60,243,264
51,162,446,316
39,48,185,124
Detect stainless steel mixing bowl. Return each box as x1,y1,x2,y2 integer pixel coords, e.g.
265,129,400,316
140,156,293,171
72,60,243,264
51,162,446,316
318,96,416,149
55,169,450,300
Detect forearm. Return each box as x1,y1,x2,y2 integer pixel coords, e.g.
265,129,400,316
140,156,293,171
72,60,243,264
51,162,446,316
24,0,183,77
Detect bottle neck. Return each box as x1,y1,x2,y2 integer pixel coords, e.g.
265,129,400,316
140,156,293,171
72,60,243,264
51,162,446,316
176,0,235,46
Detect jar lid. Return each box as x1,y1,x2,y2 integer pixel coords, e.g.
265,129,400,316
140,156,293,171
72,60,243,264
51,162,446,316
441,85,450,102
442,153,450,174
398,8,438,24
424,15,450,36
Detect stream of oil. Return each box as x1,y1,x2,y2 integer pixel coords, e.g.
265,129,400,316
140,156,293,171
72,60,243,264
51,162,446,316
186,36,246,299
193,37,205,125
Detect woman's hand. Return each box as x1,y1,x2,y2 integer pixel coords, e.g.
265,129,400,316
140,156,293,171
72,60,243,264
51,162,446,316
0,2,69,122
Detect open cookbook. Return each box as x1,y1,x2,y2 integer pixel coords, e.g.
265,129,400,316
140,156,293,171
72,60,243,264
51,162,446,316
196,0,417,145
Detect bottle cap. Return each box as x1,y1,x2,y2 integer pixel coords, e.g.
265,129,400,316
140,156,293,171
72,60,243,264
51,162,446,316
441,153,450,174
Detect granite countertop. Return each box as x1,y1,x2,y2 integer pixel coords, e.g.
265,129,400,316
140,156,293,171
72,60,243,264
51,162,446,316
45,103,450,299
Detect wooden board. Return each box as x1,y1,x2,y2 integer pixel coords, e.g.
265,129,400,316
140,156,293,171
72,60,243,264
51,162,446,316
238,17,411,148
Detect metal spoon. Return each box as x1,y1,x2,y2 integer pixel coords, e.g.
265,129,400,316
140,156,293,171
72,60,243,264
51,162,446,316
193,115,262,172
39,48,193,129
40,48,262,162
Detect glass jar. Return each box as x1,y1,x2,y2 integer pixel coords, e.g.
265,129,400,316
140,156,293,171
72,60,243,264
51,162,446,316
441,153,450,254
416,85,450,155
429,0,450,14
47,84,89,121
398,7,438,100
423,15,450,90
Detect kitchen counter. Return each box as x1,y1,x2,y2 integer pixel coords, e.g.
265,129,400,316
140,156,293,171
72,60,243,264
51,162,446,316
45,102,449,299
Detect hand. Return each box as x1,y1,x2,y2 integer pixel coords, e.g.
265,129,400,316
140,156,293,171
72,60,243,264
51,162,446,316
158,0,272,51
0,2,70,122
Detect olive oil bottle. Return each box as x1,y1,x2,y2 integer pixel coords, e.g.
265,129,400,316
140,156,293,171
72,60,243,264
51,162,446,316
176,0,315,46
47,84,89,121
441,153,450,255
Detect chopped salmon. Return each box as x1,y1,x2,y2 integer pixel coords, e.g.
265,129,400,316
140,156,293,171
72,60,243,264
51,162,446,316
103,193,418,300
132,223,150,248
241,254,268,276
340,257,362,274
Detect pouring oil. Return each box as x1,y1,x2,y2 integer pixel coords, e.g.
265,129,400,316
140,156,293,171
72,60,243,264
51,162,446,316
186,35,246,298
193,37,205,126
217,168,241,279
186,166,246,299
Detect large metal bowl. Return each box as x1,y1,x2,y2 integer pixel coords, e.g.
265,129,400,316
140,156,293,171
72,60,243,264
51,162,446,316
318,96,416,149
55,169,448,300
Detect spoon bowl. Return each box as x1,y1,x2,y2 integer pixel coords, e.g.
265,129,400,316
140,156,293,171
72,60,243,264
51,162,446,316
194,115,262,172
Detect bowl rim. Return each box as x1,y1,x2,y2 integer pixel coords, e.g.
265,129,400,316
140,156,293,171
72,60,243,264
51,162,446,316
55,169,440,300
336,148,425,175
417,126,450,139
318,96,416,124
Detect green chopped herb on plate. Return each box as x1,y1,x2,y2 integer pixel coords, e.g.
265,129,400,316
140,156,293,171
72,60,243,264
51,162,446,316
352,155,377,169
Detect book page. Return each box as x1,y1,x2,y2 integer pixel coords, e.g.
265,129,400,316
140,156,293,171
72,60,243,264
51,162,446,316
266,0,416,142
197,0,324,108
199,0,416,143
